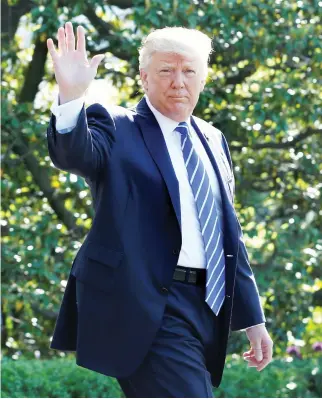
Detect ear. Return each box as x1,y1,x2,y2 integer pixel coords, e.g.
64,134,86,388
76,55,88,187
140,69,148,92
200,79,206,92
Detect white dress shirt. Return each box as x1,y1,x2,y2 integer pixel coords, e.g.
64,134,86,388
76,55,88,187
50,94,85,133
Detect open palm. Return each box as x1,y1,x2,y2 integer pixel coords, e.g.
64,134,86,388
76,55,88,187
47,21,105,103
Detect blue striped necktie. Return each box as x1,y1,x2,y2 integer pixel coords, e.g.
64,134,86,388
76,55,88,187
175,122,225,315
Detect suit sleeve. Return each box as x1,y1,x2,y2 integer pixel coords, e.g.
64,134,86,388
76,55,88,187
46,103,116,180
230,223,266,331
220,132,266,331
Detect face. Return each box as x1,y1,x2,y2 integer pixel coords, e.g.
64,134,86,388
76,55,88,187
140,52,206,122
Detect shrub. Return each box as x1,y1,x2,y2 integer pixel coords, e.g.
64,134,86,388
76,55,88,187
218,356,321,398
1,357,123,398
1,356,321,398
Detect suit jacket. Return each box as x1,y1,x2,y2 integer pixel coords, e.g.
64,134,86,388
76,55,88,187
46,97,265,387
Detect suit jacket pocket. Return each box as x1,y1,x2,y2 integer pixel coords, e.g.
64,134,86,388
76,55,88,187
72,242,124,293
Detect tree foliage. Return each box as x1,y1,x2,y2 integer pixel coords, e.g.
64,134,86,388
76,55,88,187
1,0,321,363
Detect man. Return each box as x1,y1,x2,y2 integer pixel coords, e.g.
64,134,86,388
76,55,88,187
46,22,273,397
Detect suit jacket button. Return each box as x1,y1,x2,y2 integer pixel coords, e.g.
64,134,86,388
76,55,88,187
161,287,169,294
172,249,179,255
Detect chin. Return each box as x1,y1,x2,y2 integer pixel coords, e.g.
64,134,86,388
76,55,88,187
172,105,190,118
168,111,189,122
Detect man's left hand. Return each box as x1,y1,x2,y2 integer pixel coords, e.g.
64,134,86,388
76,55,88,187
243,324,273,371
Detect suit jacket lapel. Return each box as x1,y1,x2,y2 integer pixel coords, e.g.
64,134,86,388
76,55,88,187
190,116,234,209
134,97,181,229
191,116,239,266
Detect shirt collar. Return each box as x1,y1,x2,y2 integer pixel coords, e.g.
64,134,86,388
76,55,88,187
145,95,192,137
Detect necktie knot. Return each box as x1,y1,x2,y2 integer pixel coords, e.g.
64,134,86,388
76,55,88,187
175,122,189,139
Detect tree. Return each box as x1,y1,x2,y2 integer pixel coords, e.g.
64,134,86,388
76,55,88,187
1,0,321,360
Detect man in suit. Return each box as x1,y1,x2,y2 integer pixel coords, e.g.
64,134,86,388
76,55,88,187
46,22,273,397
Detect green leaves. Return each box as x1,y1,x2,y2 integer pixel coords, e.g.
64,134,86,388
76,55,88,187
1,357,322,398
1,0,321,365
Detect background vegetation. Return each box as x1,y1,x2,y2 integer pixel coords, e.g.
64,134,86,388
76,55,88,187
2,357,321,398
1,0,321,397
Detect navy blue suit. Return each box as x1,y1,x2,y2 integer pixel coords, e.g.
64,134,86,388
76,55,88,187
47,97,265,392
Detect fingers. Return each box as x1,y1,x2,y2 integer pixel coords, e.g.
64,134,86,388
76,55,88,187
76,25,86,54
258,341,273,371
90,54,105,70
65,22,75,52
244,342,273,371
243,329,274,372
252,352,271,371
253,347,263,362
47,22,86,61
249,339,263,361
57,27,67,55
243,347,254,359
257,357,271,372
47,38,59,63
58,22,76,54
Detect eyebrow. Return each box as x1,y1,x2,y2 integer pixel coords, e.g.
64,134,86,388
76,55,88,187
158,62,195,67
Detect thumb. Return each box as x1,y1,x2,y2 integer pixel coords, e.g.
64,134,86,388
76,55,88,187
90,54,105,70
252,341,263,361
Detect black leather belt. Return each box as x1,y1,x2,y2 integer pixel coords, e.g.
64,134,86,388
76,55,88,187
173,266,206,286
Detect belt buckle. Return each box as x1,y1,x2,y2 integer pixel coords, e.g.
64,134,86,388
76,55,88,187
188,270,197,284
174,268,186,282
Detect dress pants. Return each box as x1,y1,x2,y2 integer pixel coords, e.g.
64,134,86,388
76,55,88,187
117,277,218,398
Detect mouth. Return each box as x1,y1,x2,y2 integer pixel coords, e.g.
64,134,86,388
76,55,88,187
170,96,187,101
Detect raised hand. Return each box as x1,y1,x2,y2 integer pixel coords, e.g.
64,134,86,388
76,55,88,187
47,21,105,104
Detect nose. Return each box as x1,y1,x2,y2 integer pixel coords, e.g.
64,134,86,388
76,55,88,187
171,70,184,88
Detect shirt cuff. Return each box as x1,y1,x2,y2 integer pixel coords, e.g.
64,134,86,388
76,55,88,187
50,94,85,134
245,323,265,330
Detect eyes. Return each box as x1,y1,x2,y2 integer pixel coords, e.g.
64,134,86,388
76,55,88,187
159,68,196,75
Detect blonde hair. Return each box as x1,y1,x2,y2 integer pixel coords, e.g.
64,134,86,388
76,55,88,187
138,27,213,79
